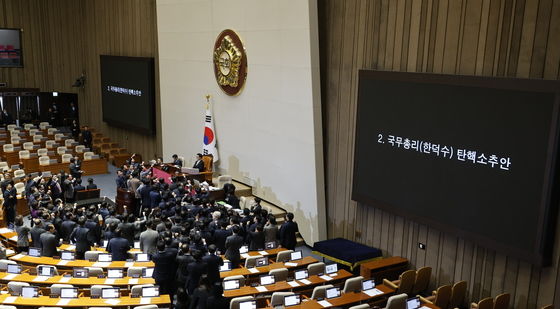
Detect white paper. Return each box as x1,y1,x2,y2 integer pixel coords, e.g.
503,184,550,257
105,299,121,305
66,245,75,250
57,260,69,265
258,251,269,255
128,278,139,284
241,253,250,259
5,249,14,256
3,274,17,280
105,279,116,284
9,236,17,241
93,262,110,267
285,262,298,267
33,276,49,282
248,268,259,273
330,273,338,277
419,307,432,309
363,288,384,297
12,254,23,259
57,299,71,306
319,275,333,281
140,298,152,304
299,279,312,285
255,286,268,292
3,296,17,303
287,281,300,287
318,300,332,307
59,276,72,283
0,228,12,233
125,262,134,267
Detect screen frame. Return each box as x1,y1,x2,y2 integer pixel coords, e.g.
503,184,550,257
0,28,24,68
353,70,560,266
99,55,156,135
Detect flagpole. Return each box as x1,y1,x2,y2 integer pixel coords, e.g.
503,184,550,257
205,94,211,109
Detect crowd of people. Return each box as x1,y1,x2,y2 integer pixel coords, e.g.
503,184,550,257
10,155,300,309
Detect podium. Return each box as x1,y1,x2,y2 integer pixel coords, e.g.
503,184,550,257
115,188,137,214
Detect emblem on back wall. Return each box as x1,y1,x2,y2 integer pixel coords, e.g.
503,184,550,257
213,29,247,96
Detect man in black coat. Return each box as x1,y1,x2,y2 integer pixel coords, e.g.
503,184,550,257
39,224,60,257
81,125,93,149
69,216,95,259
202,245,223,285
152,241,178,296
30,219,46,247
225,225,244,268
60,213,77,242
172,154,182,167
279,212,299,250
106,229,130,261
85,212,102,246
185,250,206,294
192,153,205,172
69,158,83,180
213,221,231,254
86,178,97,190
2,182,16,228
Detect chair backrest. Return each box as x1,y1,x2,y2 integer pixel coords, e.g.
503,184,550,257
224,275,246,287
14,182,25,194
0,259,16,270
244,255,264,268
412,266,432,294
127,267,145,278
270,292,294,307
348,305,370,309
84,151,95,160
91,285,113,297
23,142,34,150
449,280,467,308
432,284,452,308
37,265,58,276
75,145,85,153
308,262,326,276
24,124,33,130
131,284,154,296
6,124,16,130
65,139,75,147
39,156,50,166
396,269,416,294
7,281,30,294
37,148,48,156
276,250,294,263
10,137,20,144
14,169,25,178
343,276,364,293
311,284,334,300
46,140,56,148
39,122,49,129
57,146,67,155
29,128,38,135
50,284,74,295
385,293,408,309
19,150,30,159
47,128,57,135
61,154,72,163
230,296,254,309
540,305,553,309
0,162,8,172
54,133,64,141
493,293,510,309
85,267,104,277
269,268,289,282
476,297,494,309
3,144,13,152
33,135,43,143
84,251,100,261
202,154,213,172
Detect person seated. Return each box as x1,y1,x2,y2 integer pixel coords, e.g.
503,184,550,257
74,178,85,192
193,153,205,172
172,154,182,167
86,178,97,190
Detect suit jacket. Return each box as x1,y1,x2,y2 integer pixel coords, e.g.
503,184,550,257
118,222,135,246
224,234,243,263
60,220,77,242
85,220,102,246
30,226,46,247
202,254,223,284
106,237,130,261
127,177,141,198
2,188,16,208
63,179,74,199
82,130,92,143
212,229,231,253
69,163,81,178
264,223,278,244
186,260,207,294
139,229,159,255
39,232,59,257
70,226,94,253
193,159,205,172
74,184,85,192
248,230,265,251
86,184,97,190
279,221,299,250
152,248,178,282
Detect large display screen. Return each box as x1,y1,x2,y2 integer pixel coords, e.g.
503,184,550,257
100,55,155,135
353,71,560,265
0,28,23,68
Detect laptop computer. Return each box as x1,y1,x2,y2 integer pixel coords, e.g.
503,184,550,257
28,247,41,257
142,286,159,297
220,261,232,272
407,296,421,309
20,286,39,298
60,287,78,298
255,257,269,267
325,287,341,299
101,287,120,299
294,269,308,280
73,268,88,278
284,294,301,307
6,264,21,274
142,267,154,278
265,241,277,249
239,246,249,254
60,251,75,260
38,266,54,277
135,253,149,262
238,300,257,309
107,269,123,278
259,274,275,286
98,253,112,262
362,279,375,291
325,263,338,274
223,279,240,291
290,251,303,261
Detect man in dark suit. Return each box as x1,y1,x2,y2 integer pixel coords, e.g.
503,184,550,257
186,250,206,294
193,153,205,172
172,154,182,167
69,216,95,259
73,178,85,192
279,212,299,250
85,212,102,246
69,158,83,180
202,245,223,285
60,213,77,242
225,225,244,268
152,241,178,296
81,125,93,150
106,229,130,261
39,224,60,257
30,219,46,247
2,182,16,228
116,170,127,189
86,178,97,190
213,221,232,254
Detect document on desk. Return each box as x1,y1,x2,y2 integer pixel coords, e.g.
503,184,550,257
57,260,69,266
9,236,17,242
3,296,17,303
93,262,110,267
318,300,332,307
128,278,139,284
248,268,259,273
58,276,72,283
258,251,269,255
140,297,152,304
241,253,251,259
363,288,384,297
299,279,312,285
255,286,268,292
5,249,14,256
319,275,333,281
0,228,12,233
3,274,17,280
66,245,76,250
419,307,432,309
12,254,23,259
105,279,116,284
284,262,298,267
57,299,72,306
287,281,300,287
105,299,121,305
33,276,49,282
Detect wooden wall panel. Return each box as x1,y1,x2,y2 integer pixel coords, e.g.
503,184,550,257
319,0,560,308
0,0,161,160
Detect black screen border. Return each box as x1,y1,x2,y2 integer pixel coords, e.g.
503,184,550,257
352,70,560,266
99,55,156,135
0,28,24,68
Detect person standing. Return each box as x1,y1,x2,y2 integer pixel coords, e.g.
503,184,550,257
139,220,159,255
70,217,94,260
264,215,279,246
224,225,243,268
106,229,130,261
152,241,178,296
2,182,16,228
15,215,30,253
81,125,92,150
279,212,299,250
39,224,60,257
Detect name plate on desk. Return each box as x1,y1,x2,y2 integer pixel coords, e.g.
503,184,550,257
363,288,383,297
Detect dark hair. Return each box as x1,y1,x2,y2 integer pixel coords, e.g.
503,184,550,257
232,225,240,234
157,240,166,251
287,212,294,221
88,178,94,183
15,215,23,226
77,216,86,226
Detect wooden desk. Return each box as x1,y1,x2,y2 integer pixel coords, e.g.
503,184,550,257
0,293,170,307
0,271,155,286
116,188,137,214
21,157,41,173
224,270,353,298
359,256,408,284
82,158,109,174
220,256,318,278
10,253,154,269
